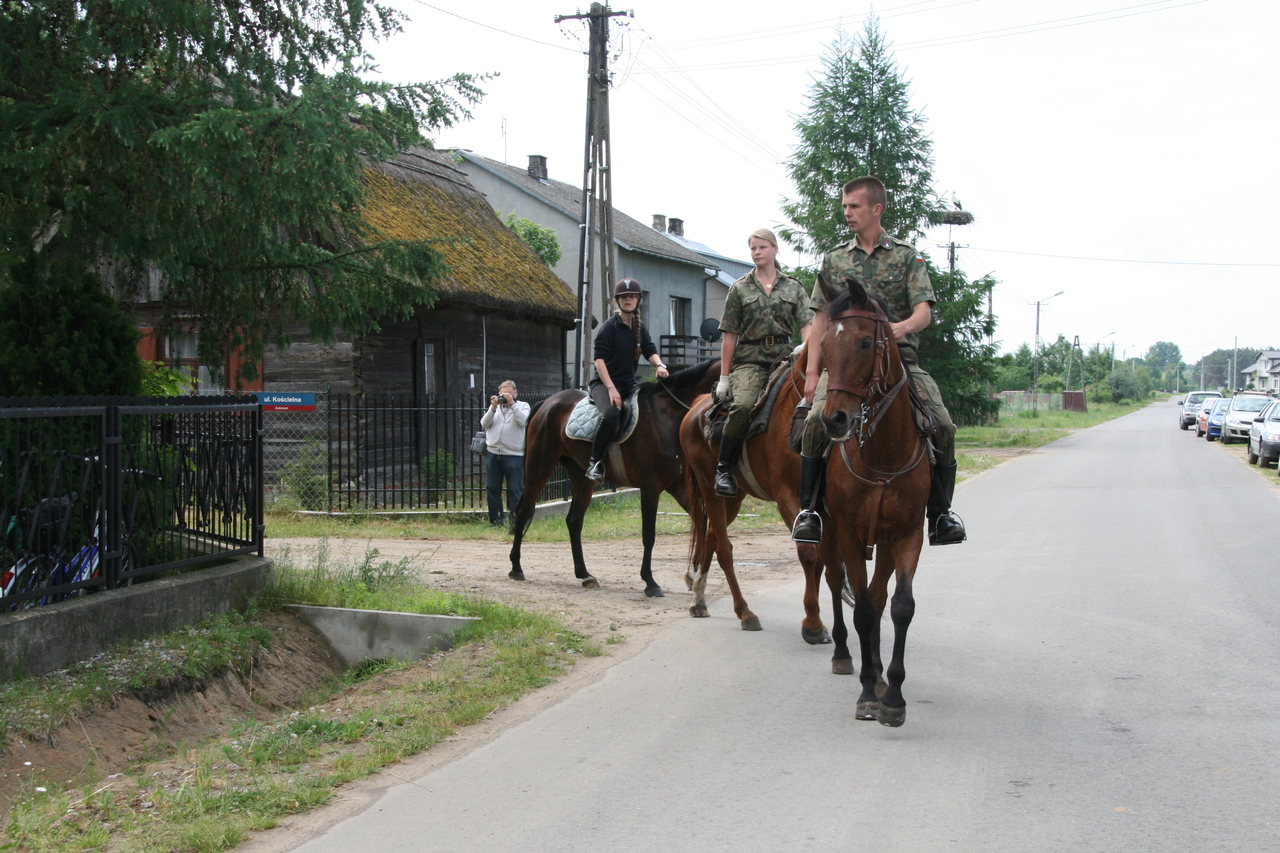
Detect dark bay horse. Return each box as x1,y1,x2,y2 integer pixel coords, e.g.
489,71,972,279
508,359,721,597
817,284,931,727
679,349,831,644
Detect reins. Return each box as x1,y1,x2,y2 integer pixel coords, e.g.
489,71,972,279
823,304,929,560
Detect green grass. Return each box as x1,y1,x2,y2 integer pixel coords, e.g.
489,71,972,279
1,543,600,853
263,491,786,540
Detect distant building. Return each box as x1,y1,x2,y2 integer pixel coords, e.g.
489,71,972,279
262,147,576,399
1240,350,1280,393
450,151,732,374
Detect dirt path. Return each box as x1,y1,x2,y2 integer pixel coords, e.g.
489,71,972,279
268,525,809,649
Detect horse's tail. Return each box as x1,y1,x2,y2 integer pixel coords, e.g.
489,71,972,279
684,434,711,573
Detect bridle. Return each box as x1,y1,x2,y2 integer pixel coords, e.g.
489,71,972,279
823,306,910,451
822,304,928,561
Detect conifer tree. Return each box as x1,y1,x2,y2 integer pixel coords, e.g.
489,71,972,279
0,0,486,385
780,17,938,254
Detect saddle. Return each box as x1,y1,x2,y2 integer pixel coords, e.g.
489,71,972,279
702,355,795,446
566,391,641,444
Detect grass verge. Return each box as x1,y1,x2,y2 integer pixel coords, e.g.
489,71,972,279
2,543,599,852
263,492,786,540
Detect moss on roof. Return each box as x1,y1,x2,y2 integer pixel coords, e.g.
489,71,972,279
362,150,576,327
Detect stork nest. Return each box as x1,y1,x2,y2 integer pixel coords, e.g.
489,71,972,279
937,210,975,226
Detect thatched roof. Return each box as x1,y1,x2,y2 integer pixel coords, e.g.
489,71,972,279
454,151,717,270
362,148,576,327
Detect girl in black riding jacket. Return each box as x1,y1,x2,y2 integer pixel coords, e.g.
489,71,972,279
586,278,669,480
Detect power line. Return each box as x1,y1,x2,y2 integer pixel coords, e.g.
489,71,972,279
660,0,982,51
968,246,1280,268
407,0,583,53
630,0,1208,73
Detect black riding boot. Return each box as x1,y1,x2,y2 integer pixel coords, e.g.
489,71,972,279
927,461,966,545
587,430,610,481
714,434,744,497
791,454,826,544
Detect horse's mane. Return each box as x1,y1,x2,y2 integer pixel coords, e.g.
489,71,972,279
827,285,890,321
638,359,715,401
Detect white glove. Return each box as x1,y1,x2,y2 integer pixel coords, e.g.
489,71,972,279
714,375,731,401
792,342,805,358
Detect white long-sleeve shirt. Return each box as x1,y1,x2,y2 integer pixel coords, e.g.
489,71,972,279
480,400,530,456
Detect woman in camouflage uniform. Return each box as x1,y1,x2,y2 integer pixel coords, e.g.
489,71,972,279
713,228,813,496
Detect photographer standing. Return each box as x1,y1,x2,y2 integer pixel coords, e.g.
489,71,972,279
480,380,529,526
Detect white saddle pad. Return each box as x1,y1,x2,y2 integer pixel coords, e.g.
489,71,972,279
565,392,640,443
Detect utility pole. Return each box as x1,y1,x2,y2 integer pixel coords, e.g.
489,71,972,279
1065,335,1079,392
557,3,631,389
1031,290,1063,411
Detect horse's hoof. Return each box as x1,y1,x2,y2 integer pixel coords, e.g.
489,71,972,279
877,704,906,727
581,576,600,589
831,657,854,676
802,626,832,645
741,616,762,632
689,603,709,618
508,568,525,581
645,585,665,598
855,699,880,720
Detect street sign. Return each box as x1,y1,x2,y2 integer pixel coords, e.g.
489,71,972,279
256,392,316,412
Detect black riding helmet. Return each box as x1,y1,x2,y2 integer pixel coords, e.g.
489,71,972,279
614,278,643,299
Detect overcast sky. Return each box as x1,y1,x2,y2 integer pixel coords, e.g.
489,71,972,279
369,0,1278,365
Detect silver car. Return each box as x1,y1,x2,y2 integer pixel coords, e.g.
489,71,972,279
1179,391,1221,430
1222,394,1273,444
1247,400,1280,468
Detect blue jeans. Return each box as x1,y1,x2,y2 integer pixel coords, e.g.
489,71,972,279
486,452,524,525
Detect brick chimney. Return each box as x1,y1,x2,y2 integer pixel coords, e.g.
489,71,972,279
668,217,684,238
652,214,667,232
527,155,548,181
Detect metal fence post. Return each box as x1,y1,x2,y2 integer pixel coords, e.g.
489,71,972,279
102,403,123,589
253,397,265,557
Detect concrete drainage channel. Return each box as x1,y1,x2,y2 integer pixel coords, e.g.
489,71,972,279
286,605,479,667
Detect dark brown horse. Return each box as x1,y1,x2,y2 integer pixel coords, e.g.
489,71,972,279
508,359,721,597
679,350,831,644
816,284,931,727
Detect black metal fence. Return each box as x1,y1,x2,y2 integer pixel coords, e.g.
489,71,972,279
661,335,718,370
264,392,576,513
1,396,262,610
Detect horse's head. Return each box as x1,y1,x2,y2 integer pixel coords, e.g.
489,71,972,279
820,283,895,443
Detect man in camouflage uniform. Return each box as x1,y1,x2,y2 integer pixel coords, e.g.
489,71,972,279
713,229,813,497
792,176,966,547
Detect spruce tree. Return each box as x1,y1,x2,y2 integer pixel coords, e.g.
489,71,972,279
780,17,938,254
0,0,486,381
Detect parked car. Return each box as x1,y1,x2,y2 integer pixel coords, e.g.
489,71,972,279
1196,397,1224,437
1179,391,1222,429
1247,400,1280,467
1203,397,1231,441
1221,393,1273,444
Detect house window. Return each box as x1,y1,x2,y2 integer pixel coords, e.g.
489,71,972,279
421,339,445,398
669,296,692,337
167,332,224,395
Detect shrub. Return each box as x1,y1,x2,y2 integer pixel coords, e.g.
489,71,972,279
421,448,454,492
281,440,327,511
0,259,144,396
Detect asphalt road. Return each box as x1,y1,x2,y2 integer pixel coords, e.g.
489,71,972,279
267,401,1280,853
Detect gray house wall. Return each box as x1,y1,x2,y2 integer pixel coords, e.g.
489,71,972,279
452,151,718,382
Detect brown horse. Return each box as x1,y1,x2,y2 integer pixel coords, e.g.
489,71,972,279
679,350,831,645
508,359,721,597
815,284,931,727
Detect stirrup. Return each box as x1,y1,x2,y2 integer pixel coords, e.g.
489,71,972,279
928,511,966,546
791,509,823,544
714,470,738,497
586,459,605,481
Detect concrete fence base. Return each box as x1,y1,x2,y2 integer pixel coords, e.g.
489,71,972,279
0,556,273,682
